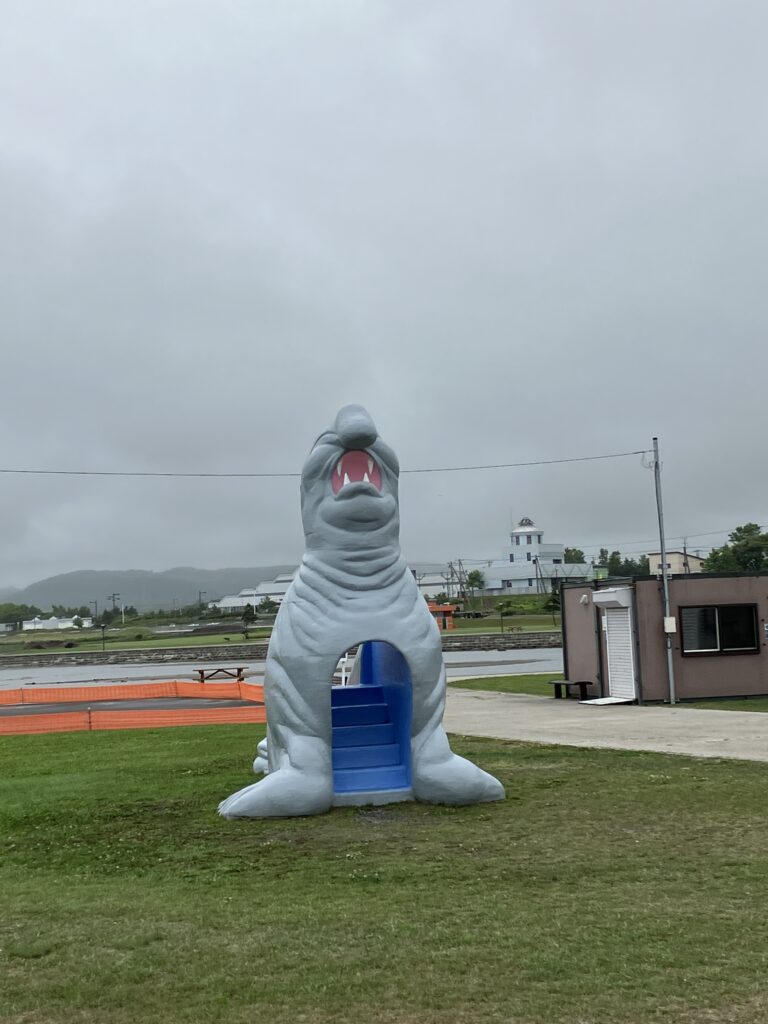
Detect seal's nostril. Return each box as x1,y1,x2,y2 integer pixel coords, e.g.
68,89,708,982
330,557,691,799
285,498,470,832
334,404,377,449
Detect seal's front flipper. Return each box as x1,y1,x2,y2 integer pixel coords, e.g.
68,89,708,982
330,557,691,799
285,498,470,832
252,737,269,775
218,769,332,819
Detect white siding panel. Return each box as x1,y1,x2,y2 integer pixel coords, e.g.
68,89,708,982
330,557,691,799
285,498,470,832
604,607,636,700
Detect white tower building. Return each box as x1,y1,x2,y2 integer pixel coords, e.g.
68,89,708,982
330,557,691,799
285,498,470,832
480,517,593,595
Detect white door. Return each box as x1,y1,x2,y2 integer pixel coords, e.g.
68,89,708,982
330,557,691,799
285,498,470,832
604,607,637,700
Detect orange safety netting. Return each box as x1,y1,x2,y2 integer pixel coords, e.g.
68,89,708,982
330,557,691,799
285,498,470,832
239,682,265,702
0,704,266,736
0,680,265,706
0,712,90,734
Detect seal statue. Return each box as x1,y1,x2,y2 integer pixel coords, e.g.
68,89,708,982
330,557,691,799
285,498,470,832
218,404,504,818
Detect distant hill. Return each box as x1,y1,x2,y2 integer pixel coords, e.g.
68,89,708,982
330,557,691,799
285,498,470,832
0,586,19,602
12,567,295,612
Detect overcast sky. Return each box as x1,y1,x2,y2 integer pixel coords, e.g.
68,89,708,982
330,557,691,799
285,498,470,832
2,1,767,586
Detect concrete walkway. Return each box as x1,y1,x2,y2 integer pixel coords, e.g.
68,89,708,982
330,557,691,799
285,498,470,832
444,689,768,763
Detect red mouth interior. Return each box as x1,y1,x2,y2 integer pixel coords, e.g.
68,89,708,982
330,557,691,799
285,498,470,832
331,450,382,495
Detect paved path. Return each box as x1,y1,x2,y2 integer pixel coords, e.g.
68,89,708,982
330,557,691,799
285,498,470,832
444,690,768,763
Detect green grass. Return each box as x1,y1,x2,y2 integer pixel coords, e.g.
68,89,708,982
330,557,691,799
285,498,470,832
449,673,563,695
451,615,560,635
3,727,768,1022
0,628,273,656
686,696,768,713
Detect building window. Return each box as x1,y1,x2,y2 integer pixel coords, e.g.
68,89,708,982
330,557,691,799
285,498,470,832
503,579,513,588
527,578,533,587
526,552,532,561
527,535,532,545
680,605,759,655
509,554,514,563
552,558,562,565
515,536,520,546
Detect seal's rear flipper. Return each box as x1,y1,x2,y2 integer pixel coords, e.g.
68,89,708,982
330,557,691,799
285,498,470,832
412,753,505,805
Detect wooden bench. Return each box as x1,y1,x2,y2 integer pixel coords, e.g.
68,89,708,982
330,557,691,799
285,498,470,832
550,679,591,701
195,667,246,683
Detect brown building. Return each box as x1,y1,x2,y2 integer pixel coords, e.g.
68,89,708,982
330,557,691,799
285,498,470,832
562,574,768,703
427,602,459,631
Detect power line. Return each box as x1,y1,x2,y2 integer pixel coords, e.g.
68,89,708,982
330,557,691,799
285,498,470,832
400,449,650,475
575,524,757,554
0,448,650,479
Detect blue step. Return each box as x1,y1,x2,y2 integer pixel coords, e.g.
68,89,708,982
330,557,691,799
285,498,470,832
332,703,389,727
333,743,401,769
332,764,410,793
332,722,396,747
331,685,384,706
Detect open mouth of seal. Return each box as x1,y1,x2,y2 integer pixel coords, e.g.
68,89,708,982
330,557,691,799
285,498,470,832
331,450,382,495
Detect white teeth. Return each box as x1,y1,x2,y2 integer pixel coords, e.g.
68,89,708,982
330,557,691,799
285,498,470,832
368,458,373,473
337,462,342,477
363,472,370,483
343,473,350,487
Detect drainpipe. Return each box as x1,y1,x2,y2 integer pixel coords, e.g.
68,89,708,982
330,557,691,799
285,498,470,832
592,580,605,698
653,437,677,705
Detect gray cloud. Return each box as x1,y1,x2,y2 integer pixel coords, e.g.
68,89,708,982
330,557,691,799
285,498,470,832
2,0,767,585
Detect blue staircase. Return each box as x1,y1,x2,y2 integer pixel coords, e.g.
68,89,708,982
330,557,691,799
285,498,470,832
331,683,410,795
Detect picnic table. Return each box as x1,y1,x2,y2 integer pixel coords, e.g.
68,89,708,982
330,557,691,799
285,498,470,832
549,679,591,701
195,667,246,683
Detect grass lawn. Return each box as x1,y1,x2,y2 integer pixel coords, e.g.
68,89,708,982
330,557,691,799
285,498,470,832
686,697,768,713
451,615,560,635
448,673,563,696
0,628,273,656
3,728,768,1022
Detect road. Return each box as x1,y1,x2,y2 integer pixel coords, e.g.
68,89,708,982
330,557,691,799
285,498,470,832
0,648,564,690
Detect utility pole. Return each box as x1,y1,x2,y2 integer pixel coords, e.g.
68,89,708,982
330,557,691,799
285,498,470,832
456,559,470,602
653,437,677,704
107,592,120,612
443,563,456,601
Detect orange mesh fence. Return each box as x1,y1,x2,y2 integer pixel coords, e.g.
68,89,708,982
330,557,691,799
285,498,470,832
0,705,266,736
239,682,265,702
91,706,266,730
0,712,90,735
21,682,179,704
0,680,266,706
